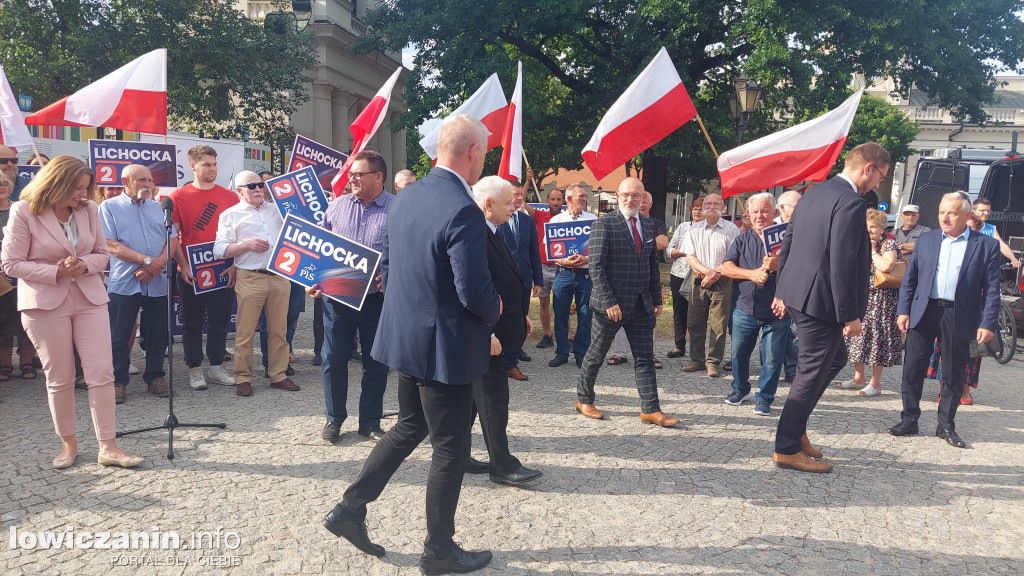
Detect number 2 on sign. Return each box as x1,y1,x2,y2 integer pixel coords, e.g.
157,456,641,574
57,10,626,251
551,242,565,258
198,269,216,289
97,164,117,184
275,248,298,274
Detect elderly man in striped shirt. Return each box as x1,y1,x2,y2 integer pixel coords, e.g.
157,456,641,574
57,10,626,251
307,151,394,444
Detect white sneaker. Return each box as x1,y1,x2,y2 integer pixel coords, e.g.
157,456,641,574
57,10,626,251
189,368,208,390
128,363,140,375
206,367,235,386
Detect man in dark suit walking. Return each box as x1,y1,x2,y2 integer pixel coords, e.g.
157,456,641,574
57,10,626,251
890,192,1001,447
496,181,543,381
771,143,888,473
465,176,543,485
323,114,500,575
574,178,680,427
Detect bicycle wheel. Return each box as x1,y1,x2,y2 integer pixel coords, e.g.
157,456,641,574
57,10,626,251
994,301,1017,364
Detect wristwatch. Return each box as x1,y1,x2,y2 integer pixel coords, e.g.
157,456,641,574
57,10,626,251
143,257,153,266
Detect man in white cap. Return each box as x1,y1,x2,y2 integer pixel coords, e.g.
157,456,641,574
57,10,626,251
895,204,929,256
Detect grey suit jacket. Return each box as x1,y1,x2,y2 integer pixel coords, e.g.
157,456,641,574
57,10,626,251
589,210,662,316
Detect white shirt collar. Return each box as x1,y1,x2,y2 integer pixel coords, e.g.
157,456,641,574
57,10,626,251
836,173,858,193
435,165,472,196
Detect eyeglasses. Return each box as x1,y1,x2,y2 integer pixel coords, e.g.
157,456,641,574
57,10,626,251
871,165,888,182
240,182,265,190
349,171,381,180
0,158,17,165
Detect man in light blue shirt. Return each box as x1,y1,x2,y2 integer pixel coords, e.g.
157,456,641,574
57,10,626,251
100,165,176,404
928,226,969,301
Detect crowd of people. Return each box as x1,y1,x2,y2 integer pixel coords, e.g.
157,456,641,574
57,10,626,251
0,126,1019,572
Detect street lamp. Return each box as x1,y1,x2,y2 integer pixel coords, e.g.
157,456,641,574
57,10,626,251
265,1,312,34
729,76,763,146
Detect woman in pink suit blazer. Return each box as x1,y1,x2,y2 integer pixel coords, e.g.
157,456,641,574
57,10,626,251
1,156,142,469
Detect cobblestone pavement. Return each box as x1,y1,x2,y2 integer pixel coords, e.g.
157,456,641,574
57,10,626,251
2,304,1023,576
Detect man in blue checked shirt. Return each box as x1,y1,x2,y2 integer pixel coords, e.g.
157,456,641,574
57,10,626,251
307,151,393,444
99,165,176,405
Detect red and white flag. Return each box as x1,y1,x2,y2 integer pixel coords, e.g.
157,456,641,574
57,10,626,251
26,48,167,134
581,47,697,181
717,90,864,198
420,74,507,160
0,63,33,150
331,66,403,195
497,61,523,181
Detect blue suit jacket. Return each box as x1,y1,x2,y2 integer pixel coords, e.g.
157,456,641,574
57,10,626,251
496,210,543,294
897,228,1001,339
370,167,501,385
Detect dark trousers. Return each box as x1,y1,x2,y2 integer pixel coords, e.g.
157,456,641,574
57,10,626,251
900,300,967,431
322,293,388,429
578,301,660,413
259,282,305,369
669,274,688,351
339,373,474,558
313,297,324,357
471,355,522,476
175,272,235,368
774,308,849,455
108,293,167,388
502,286,532,370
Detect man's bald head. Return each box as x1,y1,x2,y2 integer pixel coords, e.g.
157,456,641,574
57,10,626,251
121,164,155,200
617,177,644,218
436,114,488,185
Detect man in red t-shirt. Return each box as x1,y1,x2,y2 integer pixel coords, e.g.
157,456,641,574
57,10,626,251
170,145,240,391
522,180,564,349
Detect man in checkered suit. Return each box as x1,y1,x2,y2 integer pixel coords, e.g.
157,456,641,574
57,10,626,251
574,178,680,427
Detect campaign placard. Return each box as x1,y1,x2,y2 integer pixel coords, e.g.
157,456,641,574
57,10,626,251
16,165,39,182
88,140,178,188
265,166,330,227
762,222,788,257
288,135,348,192
528,203,549,212
186,241,233,295
267,214,382,311
543,220,591,261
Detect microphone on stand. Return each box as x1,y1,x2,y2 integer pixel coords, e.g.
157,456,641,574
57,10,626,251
161,196,174,229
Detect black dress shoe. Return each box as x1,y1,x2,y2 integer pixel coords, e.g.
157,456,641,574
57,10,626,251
536,335,553,349
548,355,568,367
490,466,542,486
888,421,919,436
322,421,341,442
420,545,492,576
323,505,385,557
357,426,386,442
286,364,295,376
465,457,489,474
351,350,362,363
666,348,685,358
518,350,532,362
575,356,583,368
936,427,966,448
312,355,323,366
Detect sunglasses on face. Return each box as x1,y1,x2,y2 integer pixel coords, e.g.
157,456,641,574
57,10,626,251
240,182,266,190
0,158,17,165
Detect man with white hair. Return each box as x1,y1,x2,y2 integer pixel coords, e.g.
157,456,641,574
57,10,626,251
776,189,801,224
213,170,297,397
464,176,542,485
324,114,499,575
575,178,679,427
393,169,416,192
100,164,175,404
720,193,790,416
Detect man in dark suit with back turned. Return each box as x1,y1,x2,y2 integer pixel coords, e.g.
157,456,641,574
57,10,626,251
323,114,500,576
889,192,1001,447
465,176,543,485
496,180,543,381
771,143,889,473
574,177,680,427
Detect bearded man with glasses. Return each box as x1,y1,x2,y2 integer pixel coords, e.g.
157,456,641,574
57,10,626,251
0,145,30,201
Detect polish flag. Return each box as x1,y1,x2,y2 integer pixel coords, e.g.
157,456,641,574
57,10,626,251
497,62,523,181
0,63,33,150
581,47,697,181
26,49,167,134
331,66,403,195
717,90,864,198
420,74,507,160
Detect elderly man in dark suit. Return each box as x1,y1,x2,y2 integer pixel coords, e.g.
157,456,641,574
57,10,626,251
496,180,543,381
574,177,680,427
323,114,500,576
771,143,888,473
465,176,543,485
890,192,1001,447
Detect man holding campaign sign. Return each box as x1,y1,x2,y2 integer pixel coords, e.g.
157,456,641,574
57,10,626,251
546,184,596,368
265,165,331,226
213,171,297,398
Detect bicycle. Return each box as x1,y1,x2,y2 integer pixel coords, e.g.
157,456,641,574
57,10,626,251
995,262,1021,364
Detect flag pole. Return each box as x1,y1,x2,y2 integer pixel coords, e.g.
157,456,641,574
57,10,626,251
694,113,719,159
30,142,42,162
520,149,542,201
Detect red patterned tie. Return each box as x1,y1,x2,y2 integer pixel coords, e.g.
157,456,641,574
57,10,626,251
630,216,642,258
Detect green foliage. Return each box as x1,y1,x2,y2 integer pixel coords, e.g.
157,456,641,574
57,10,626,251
0,0,317,151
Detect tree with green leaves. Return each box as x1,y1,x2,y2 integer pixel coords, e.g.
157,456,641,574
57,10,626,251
357,0,1024,219
0,0,317,151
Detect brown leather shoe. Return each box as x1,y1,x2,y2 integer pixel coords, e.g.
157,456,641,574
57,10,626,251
147,377,170,398
682,361,703,372
575,401,604,420
270,378,300,391
114,387,127,404
801,434,823,458
236,382,253,397
640,411,680,427
507,367,529,381
706,365,721,378
773,451,832,473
